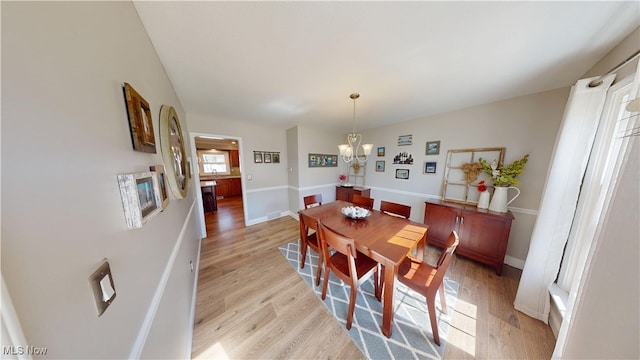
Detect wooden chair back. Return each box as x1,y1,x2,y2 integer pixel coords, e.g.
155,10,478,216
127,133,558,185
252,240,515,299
298,211,323,286
303,194,323,209
380,200,411,219
352,194,374,209
317,222,380,330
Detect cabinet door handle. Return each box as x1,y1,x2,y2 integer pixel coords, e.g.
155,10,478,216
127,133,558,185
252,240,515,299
460,216,464,225
455,216,460,224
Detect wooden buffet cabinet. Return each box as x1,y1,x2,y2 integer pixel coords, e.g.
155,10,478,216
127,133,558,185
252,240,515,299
424,199,514,275
335,186,371,202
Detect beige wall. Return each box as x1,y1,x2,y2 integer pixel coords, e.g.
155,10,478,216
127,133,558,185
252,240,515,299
2,2,199,358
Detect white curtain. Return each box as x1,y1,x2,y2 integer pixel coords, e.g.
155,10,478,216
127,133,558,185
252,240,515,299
513,74,615,322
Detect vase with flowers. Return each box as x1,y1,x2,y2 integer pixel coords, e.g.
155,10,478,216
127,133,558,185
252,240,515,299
476,180,490,209
339,173,351,187
478,154,529,212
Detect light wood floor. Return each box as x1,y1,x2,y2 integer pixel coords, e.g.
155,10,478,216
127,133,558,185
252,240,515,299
192,196,556,359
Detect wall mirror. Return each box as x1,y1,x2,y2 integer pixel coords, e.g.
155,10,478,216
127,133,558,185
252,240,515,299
159,105,189,199
441,147,505,204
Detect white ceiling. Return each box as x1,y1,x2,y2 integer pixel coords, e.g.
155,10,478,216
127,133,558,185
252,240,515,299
134,1,639,134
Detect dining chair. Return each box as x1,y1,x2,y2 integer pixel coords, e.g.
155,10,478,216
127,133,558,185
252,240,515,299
352,194,374,209
303,194,323,209
298,212,324,286
317,222,380,330
380,200,411,219
397,231,459,346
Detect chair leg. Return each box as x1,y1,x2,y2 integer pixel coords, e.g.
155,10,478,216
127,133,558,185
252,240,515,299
300,242,307,269
427,297,440,346
314,252,323,286
321,267,330,300
346,284,357,330
439,283,448,315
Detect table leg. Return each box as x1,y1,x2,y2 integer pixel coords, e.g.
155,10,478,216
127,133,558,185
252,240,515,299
382,262,396,337
416,234,426,260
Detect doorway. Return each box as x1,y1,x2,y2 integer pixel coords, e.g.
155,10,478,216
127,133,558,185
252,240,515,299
190,133,247,238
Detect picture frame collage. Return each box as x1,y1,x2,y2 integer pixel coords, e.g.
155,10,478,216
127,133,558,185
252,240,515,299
308,153,338,167
375,136,442,179
254,151,281,164
119,82,183,230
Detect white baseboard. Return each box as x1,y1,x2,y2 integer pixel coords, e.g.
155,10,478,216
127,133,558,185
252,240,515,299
504,255,525,270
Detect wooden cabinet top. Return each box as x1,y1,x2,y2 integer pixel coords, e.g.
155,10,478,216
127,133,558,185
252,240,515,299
335,185,370,191
425,198,515,220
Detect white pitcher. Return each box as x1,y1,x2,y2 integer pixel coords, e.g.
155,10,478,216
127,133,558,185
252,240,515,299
489,186,520,213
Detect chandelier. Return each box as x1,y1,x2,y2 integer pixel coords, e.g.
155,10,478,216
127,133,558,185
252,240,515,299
338,93,373,163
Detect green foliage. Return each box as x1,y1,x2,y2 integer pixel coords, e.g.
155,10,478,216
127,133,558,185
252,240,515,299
478,154,529,187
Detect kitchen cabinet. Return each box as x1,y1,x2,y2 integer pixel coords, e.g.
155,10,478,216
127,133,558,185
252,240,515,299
230,178,242,195
230,150,240,167
423,199,514,275
336,186,371,202
215,178,242,197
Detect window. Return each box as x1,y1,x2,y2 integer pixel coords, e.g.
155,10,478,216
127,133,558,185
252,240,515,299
555,76,637,293
198,150,230,175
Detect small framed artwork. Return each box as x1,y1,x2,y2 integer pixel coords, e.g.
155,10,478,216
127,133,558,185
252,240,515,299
264,152,272,163
149,165,169,210
272,152,280,163
395,169,410,180
254,151,263,163
398,134,413,146
377,147,385,156
117,171,162,229
123,83,156,153
426,141,441,155
424,161,437,174
376,161,385,172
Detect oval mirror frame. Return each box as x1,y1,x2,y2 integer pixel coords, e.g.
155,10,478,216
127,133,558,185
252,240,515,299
159,105,189,199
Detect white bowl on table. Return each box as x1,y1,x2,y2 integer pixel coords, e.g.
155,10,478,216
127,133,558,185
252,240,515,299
341,206,371,220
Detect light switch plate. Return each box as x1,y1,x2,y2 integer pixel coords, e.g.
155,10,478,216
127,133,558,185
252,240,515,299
89,259,116,317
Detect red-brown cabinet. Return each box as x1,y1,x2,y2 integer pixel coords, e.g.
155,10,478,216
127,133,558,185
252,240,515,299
424,199,514,275
336,186,371,202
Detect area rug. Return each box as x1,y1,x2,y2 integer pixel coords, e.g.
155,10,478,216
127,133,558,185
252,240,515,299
279,241,459,360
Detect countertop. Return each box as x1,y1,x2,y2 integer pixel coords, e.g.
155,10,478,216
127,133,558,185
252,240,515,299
200,180,217,187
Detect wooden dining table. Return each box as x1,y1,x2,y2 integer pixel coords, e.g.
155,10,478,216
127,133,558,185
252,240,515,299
299,200,428,337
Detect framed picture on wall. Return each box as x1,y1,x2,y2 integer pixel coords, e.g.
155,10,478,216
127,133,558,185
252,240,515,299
308,153,338,167
376,161,385,172
123,83,156,153
149,165,169,210
264,152,272,163
424,161,437,174
377,147,385,156
254,151,263,163
395,169,410,179
117,171,162,229
398,135,413,146
426,141,441,155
